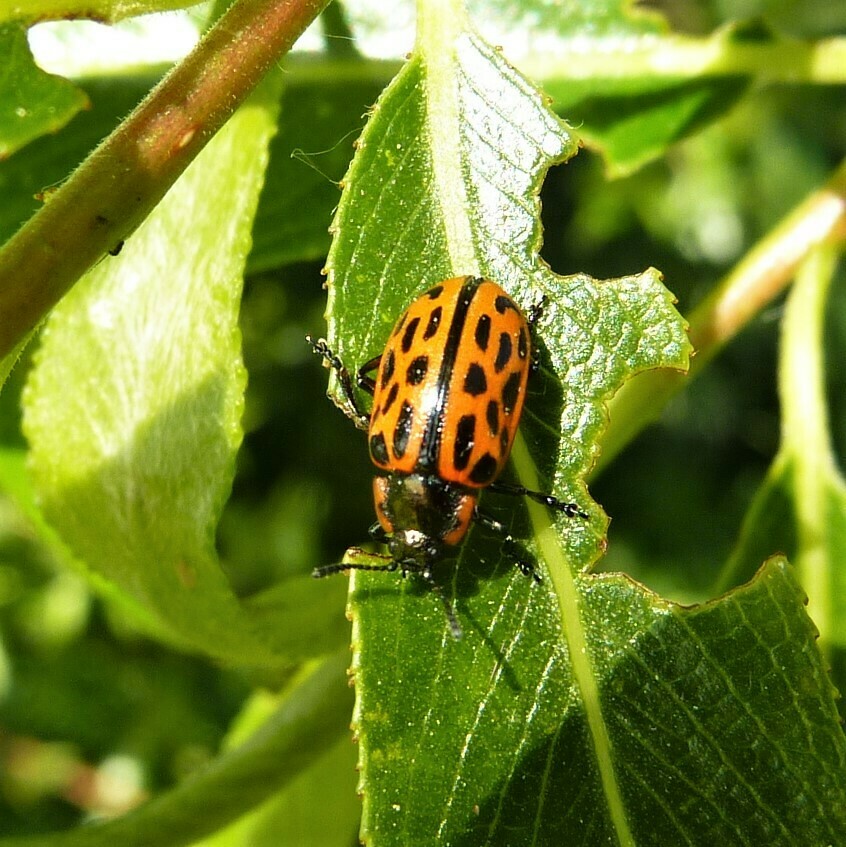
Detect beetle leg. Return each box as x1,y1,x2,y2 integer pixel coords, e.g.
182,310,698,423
526,294,549,329
356,354,382,395
526,294,549,373
419,568,463,640
473,507,541,583
488,480,588,519
472,507,508,536
306,335,371,430
312,554,397,578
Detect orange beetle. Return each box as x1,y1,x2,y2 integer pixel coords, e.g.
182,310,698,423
308,276,586,637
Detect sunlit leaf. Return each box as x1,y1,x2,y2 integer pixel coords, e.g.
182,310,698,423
21,79,342,665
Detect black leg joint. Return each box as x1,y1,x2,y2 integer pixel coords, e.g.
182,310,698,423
306,335,371,430
473,506,541,583
488,481,588,520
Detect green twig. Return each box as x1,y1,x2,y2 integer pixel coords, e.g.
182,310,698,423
522,33,846,84
782,247,839,652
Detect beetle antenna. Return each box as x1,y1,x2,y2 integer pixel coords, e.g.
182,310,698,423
423,574,463,640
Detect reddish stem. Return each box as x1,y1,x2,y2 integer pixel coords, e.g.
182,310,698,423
0,0,329,361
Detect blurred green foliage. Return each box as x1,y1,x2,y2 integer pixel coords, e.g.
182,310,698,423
0,0,844,843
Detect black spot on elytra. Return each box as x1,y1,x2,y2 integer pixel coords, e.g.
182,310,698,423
393,401,414,458
486,399,499,436
518,327,528,360
475,314,491,351
502,372,521,414
427,285,444,299
469,453,498,485
423,306,442,340
401,316,420,354
382,381,399,414
494,332,512,373
406,356,428,386
500,425,510,453
453,415,475,471
380,349,395,389
495,295,514,314
370,432,389,465
463,362,487,396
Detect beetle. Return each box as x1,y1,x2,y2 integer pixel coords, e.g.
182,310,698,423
308,275,587,637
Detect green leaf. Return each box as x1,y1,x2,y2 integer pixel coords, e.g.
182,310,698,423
468,0,667,35
352,559,845,844
0,22,88,158
516,6,750,177
718,247,846,652
21,80,335,665
546,74,748,178
0,445,172,639
499,3,844,176
316,4,846,843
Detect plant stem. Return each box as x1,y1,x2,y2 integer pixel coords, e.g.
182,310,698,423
0,0,329,363
781,247,839,652
416,0,479,278
523,34,846,84
594,157,846,475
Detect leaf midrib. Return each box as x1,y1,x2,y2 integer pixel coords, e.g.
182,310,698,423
417,0,635,842
418,0,479,277
513,433,635,847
